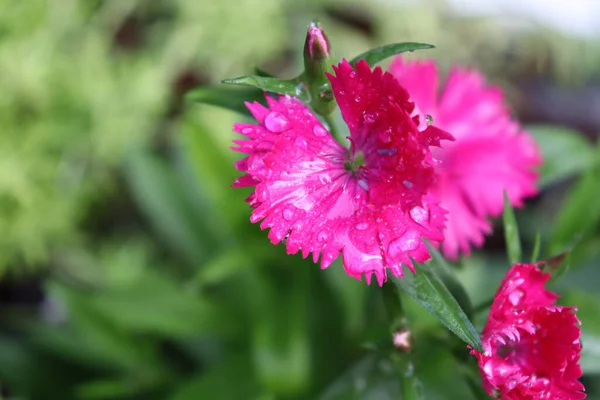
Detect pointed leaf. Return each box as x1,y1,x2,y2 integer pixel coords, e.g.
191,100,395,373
542,247,573,282
393,253,482,352
550,167,600,253
527,125,595,187
186,85,265,116
221,75,309,101
502,191,522,264
530,232,541,263
349,42,434,67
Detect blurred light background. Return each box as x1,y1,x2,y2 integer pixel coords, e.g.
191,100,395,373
0,1,598,399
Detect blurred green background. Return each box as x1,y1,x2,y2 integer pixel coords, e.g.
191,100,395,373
0,0,599,399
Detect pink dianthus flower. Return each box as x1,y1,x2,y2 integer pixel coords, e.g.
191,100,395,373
232,59,453,285
389,57,541,259
470,263,585,399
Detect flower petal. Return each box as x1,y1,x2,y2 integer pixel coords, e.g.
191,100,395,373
388,56,439,116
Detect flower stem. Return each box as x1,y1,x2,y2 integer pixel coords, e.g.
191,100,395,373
382,280,405,331
324,113,338,139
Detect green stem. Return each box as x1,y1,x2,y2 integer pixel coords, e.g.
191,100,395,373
381,281,405,331
324,114,338,139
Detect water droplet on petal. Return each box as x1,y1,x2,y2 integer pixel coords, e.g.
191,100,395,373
283,208,295,221
403,180,413,189
295,137,308,149
313,125,328,137
349,71,357,78
530,376,550,391
317,231,329,242
483,359,511,379
241,127,253,134
354,95,362,103
357,179,369,191
508,289,525,306
410,206,428,224
378,128,392,143
355,222,369,231
363,112,377,124
424,114,433,126
264,112,291,133
388,231,420,257
506,378,518,390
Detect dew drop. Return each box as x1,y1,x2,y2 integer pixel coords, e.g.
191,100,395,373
354,95,363,103
530,376,550,391
295,137,308,149
508,289,525,306
264,112,291,133
363,112,377,124
241,127,253,134
410,206,428,224
355,222,369,231
506,378,518,390
378,128,392,143
283,208,295,221
483,359,511,379
358,179,369,191
403,180,413,189
317,231,329,242
349,71,357,78
388,231,420,257
424,114,433,126
309,126,326,139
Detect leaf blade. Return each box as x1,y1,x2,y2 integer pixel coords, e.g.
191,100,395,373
393,254,482,352
349,42,435,67
503,191,522,265
221,75,308,101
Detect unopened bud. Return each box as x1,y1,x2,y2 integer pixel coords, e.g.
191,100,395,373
304,21,330,62
393,329,412,352
303,21,335,116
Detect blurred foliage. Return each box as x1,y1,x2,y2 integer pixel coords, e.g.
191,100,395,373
0,0,599,399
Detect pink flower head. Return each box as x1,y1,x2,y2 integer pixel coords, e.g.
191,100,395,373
389,56,541,259
232,59,454,285
470,263,585,399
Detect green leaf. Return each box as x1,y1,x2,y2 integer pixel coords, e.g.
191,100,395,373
393,253,482,352
221,75,309,101
530,232,541,263
186,85,265,116
349,43,434,67
319,354,400,400
542,248,572,282
125,147,215,264
527,125,595,187
169,355,259,400
550,167,600,254
503,191,522,264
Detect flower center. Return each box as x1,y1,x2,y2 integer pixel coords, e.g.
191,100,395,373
344,150,365,175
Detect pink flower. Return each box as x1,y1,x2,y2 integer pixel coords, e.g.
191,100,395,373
232,59,453,285
389,57,541,259
470,263,585,399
